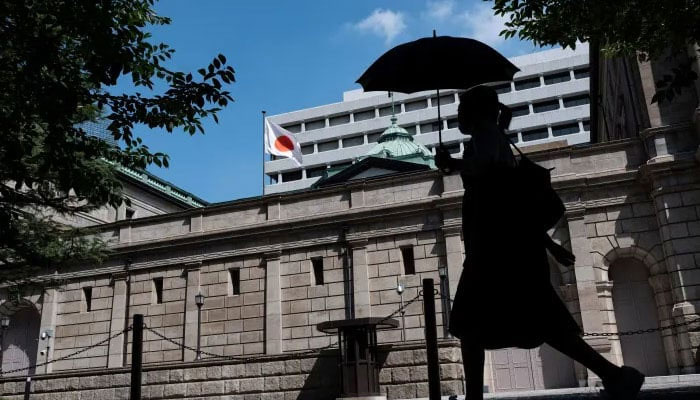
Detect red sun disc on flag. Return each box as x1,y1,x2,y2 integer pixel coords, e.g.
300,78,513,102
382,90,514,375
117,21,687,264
274,135,295,152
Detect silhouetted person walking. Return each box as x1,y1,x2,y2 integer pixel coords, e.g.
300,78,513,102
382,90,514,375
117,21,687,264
435,85,644,400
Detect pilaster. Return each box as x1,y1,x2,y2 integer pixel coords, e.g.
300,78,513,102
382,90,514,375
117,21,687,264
36,286,58,373
264,251,283,354
441,225,463,303
107,271,129,368
183,262,201,362
350,238,371,318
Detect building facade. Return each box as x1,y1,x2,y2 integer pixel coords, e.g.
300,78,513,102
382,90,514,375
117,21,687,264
265,44,591,194
1,47,699,400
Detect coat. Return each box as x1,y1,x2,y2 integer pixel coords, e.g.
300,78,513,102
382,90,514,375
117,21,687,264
447,132,580,349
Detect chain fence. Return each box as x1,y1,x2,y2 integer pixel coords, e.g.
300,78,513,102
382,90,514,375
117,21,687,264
1,289,699,377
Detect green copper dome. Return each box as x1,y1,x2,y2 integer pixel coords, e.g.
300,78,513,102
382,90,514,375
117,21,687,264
364,116,435,167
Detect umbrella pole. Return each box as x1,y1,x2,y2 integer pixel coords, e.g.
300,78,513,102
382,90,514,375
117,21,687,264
436,88,442,146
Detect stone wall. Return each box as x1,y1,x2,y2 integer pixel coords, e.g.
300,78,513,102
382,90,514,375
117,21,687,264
0,342,465,400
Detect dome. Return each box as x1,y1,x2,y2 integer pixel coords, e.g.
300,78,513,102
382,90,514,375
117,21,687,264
364,116,435,167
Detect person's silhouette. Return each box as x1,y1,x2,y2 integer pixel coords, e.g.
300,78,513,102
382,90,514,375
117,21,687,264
435,85,644,400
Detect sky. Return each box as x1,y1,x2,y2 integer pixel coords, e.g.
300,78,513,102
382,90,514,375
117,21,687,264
122,0,543,203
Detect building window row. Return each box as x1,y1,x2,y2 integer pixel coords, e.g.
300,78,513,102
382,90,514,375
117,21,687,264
278,66,588,134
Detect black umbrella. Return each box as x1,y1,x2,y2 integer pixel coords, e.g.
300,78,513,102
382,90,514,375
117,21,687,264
356,34,519,144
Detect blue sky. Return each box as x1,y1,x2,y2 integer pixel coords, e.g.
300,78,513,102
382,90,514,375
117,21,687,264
126,1,542,203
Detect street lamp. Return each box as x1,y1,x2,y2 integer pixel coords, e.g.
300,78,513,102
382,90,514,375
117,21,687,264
438,263,451,337
195,292,204,360
396,283,406,342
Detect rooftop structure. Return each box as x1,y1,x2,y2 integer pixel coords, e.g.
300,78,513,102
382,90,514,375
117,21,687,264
265,43,590,194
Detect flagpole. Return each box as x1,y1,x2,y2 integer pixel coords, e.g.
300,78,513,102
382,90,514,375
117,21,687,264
261,110,267,196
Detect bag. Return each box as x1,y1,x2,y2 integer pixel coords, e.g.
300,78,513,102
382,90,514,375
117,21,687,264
504,135,565,232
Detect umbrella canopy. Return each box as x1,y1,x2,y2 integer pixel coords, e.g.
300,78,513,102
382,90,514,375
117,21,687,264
356,36,519,93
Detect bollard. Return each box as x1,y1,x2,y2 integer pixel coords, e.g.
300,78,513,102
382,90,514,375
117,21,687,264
130,314,143,400
423,279,441,400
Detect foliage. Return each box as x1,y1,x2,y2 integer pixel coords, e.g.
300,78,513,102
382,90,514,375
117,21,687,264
490,0,700,102
0,0,235,282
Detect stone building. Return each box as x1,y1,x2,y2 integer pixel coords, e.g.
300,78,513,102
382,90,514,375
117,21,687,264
0,50,699,400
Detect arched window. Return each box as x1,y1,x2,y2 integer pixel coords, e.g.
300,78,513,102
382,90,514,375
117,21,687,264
1,306,41,376
610,258,667,376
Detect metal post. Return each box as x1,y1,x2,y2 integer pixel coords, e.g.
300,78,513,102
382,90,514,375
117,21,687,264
438,264,451,337
23,377,31,400
423,279,441,400
130,314,143,400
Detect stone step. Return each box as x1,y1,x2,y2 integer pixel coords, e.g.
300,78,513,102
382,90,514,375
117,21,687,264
405,374,700,400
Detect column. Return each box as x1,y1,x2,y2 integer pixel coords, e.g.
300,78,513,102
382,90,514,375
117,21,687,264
566,209,611,384
264,251,283,354
350,239,371,318
107,272,128,368
183,262,201,362
442,225,463,303
36,287,58,373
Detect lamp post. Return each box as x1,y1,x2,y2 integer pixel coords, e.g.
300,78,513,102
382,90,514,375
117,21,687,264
438,263,451,337
396,283,405,342
40,329,53,373
0,315,9,373
195,292,204,360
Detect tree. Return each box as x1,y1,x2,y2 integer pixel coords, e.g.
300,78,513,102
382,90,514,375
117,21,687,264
490,0,700,102
0,0,235,281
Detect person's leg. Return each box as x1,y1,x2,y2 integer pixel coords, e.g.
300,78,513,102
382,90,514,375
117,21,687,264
461,340,485,400
545,333,620,381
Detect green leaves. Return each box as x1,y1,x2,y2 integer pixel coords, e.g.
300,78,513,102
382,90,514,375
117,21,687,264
0,0,235,282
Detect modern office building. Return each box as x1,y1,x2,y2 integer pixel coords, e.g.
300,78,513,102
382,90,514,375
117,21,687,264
265,43,591,194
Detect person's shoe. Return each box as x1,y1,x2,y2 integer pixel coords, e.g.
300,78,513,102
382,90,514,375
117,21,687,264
602,366,645,399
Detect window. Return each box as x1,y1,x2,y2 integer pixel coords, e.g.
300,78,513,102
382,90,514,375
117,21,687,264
283,123,302,133
153,278,163,304
83,287,92,312
492,82,512,94
367,132,382,143
311,258,324,286
229,269,240,295
342,135,364,148
521,127,549,142
419,121,441,134
402,125,417,134
510,104,530,117
552,122,580,137
353,109,375,122
445,143,461,154
401,247,415,275
281,170,302,182
306,166,327,178
301,144,315,155
378,105,396,117
514,77,541,90
573,67,590,79
318,140,339,152
446,118,459,129
506,132,519,143
125,208,135,220
329,114,350,126
563,94,590,108
532,99,560,113
404,99,428,112
305,119,325,131
582,119,591,131
267,174,278,184
543,71,571,85
430,94,455,106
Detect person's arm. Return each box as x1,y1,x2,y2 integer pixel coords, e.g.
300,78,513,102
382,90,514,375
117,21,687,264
544,233,576,266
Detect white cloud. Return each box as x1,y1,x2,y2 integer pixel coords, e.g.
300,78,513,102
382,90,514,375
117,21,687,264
353,9,406,44
425,1,454,20
457,4,509,47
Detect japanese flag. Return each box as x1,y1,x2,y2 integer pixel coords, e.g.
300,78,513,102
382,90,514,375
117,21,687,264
265,119,303,166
